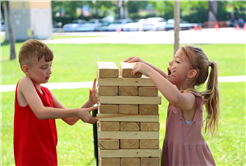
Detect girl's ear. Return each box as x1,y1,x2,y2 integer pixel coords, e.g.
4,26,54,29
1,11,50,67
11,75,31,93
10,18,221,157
22,65,30,76
187,69,197,79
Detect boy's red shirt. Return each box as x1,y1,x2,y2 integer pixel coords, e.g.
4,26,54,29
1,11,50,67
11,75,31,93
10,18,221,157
14,82,58,166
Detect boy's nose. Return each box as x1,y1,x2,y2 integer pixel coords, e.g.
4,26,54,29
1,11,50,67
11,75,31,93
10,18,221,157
48,68,52,74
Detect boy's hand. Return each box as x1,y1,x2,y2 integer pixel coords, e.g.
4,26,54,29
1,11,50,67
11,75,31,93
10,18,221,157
132,62,153,77
124,56,144,63
77,106,98,124
88,78,98,106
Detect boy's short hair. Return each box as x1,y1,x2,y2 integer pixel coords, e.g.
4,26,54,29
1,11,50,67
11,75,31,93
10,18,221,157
19,39,53,68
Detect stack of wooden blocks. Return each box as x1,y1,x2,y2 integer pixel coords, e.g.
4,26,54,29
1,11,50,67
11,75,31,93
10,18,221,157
97,62,161,166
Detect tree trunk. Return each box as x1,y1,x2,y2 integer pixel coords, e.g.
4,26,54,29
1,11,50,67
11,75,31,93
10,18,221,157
6,1,16,60
1,2,5,22
174,1,180,55
208,0,217,28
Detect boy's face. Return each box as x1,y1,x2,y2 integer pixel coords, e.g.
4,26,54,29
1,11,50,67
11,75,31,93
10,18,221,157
26,56,53,84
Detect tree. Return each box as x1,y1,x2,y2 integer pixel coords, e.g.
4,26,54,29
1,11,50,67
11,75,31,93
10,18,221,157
1,2,5,21
5,1,16,60
208,0,217,27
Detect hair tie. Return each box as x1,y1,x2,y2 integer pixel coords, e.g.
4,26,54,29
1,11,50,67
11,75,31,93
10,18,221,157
208,61,211,66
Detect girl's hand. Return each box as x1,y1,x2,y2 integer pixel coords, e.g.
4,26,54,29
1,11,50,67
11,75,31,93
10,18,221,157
124,56,144,63
132,62,153,77
88,78,98,106
77,106,98,124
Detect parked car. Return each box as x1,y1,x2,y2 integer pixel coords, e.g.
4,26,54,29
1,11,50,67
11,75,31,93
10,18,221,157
146,17,166,31
96,21,111,31
123,19,153,31
63,19,87,32
1,21,5,31
52,20,61,32
76,19,101,32
165,19,196,31
106,19,133,31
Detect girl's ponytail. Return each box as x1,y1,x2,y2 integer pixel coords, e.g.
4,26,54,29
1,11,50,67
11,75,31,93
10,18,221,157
202,61,220,137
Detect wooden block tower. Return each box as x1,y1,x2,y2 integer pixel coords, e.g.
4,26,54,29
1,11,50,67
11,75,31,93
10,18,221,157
97,62,161,166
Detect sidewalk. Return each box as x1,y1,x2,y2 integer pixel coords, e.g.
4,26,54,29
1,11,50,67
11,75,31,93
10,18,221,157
1,76,245,92
43,28,246,44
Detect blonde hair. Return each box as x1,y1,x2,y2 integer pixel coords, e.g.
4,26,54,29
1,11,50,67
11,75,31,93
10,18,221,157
181,45,220,137
19,39,53,68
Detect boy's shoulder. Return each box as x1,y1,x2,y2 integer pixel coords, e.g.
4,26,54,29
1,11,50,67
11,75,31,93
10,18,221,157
18,77,33,86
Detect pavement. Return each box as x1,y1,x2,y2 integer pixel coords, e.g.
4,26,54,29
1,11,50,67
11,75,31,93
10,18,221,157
1,76,245,92
43,28,246,44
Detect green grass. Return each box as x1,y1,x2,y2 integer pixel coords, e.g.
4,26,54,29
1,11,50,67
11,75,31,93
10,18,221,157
1,44,245,85
1,43,246,165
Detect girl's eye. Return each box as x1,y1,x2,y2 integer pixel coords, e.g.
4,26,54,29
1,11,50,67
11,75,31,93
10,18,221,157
176,61,180,63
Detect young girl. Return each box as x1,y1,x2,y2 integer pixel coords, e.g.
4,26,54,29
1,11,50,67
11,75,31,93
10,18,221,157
124,45,219,165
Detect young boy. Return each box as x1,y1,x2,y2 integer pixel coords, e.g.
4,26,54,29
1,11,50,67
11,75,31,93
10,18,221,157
14,39,98,165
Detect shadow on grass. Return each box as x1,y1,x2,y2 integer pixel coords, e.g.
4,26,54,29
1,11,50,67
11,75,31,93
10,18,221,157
1,41,24,46
86,158,97,166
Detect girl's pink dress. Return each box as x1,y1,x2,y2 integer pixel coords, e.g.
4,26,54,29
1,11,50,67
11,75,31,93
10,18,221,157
161,95,216,166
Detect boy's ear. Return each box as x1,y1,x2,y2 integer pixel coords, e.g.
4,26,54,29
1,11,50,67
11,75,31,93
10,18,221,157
187,69,197,79
22,65,30,75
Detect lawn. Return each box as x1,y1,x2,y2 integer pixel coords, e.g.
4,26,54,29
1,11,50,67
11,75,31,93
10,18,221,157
1,43,245,165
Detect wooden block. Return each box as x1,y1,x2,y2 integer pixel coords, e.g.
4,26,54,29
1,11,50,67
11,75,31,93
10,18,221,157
100,122,120,131
98,76,155,86
98,114,159,122
101,158,121,166
120,62,142,78
100,148,161,158
98,86,118,96
99,140,119,150
141,158,159,166
139,105,158,114
120,139,139,149
140,139,159,149
121,158,140,166
119,105,138,114
119,86,138,96
99,95,161,104
97,62,119,78
139,87,158,97
99,104,118,114
140,122,159,131
98,131,158,139
121,122,140,131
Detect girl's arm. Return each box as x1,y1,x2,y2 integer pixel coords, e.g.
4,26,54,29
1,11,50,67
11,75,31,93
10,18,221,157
124,56,168,78
132,63,195,111
18,77,98,124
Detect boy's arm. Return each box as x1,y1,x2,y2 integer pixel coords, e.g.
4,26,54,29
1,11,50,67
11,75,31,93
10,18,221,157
52,78,98,125
19,77,97,124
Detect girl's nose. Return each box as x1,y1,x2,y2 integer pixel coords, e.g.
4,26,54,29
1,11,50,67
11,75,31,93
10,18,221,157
169,60,172,66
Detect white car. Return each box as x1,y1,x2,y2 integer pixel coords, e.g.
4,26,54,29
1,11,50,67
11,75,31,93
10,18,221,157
123,19,153,31
63,19,87,32
147,17,166,31
76,19,102,32
106,19,133,31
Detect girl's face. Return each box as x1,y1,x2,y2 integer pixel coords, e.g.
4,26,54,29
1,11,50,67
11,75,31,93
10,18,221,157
167,49,191,88
27,56,53,85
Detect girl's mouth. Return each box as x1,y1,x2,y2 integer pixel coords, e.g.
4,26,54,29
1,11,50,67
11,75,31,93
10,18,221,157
168,68,171,76
46,76,50,80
